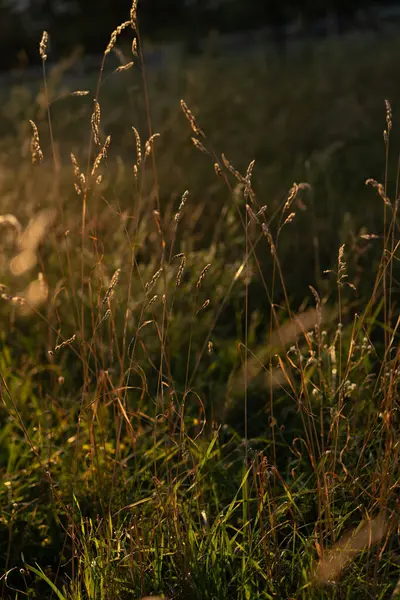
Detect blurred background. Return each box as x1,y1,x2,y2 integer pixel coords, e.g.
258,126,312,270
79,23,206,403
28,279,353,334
0,0,400,70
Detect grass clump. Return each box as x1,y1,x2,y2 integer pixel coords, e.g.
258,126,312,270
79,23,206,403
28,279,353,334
1,4,400,599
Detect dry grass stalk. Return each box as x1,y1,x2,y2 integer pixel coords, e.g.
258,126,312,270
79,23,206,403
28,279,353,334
145,133,160,157
180,99,205,138
313,514,387,584
244,159,256,202
91,100,101,146
132,38,138,56
176,256,186,287
115,61,134,73
48,334,76,355
98,309,111,326
39,31,49,61
221,154,246,183
284,183,299,211
131,127,141,166
282,212,296,227
246,204,259,224
257,205,268,217
365,178,391,206
196,299,210,314
29,120,44,164
262,223,275,254
175,190,189,222
71,153,86,191
130,0,138,29
71,90,89,96
196,264,211,289
146,268,163,294
92,135,111,176
105,21,131,55
147,294,158,308
102,268,121,306
385,99,392,133
214,162,223,177
191,137,208,154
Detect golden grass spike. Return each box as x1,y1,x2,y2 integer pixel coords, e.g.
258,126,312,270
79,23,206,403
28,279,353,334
48,334,76,355
29,120,44,164
92,135,111,176
196,264,211,289
102,268,121,306
39,31,49,61
175,190,189,222
91,100,101,146
130,0,138,29
180,99,205,138
115,61,134,73
365,178,391,206
145,268,163,294
176,256,186,287
105,21,131,55
221,153,246,183
196,299,210,315
283,183,299,211
145,133,160,157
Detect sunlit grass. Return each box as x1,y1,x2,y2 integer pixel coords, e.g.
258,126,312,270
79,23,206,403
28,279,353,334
1,6,400,599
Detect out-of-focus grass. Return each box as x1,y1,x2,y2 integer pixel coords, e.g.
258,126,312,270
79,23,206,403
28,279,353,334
1,20,400,600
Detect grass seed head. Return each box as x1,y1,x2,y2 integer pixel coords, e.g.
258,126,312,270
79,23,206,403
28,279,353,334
105,21,131,55
91,100,101,146
180,99,205,138
29,120,44,164
102,268,121,305
92,135,111,176
197,263,211,288
145,268,163,294
39,31,49,61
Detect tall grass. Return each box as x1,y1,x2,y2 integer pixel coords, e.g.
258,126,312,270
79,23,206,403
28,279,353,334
1,3,400,599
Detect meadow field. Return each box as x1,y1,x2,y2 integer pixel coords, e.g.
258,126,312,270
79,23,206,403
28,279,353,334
1,7,400,599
